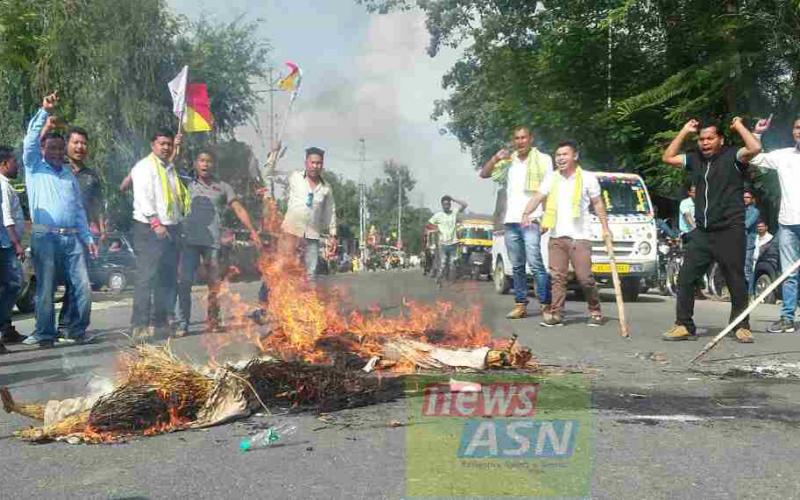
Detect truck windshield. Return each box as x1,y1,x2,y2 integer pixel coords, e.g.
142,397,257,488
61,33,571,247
594,177,652,215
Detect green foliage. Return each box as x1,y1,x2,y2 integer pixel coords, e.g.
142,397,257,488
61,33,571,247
0,0,268,229
359,0,800,220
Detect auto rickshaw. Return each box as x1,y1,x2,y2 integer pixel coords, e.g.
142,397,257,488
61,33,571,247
456,217,494,280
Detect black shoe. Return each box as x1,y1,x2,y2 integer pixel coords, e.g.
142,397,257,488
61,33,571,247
0,326,26,344
767,319,796,334
0,342,7,355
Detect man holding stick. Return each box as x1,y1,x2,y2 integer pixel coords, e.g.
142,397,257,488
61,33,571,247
661,118,761,342
521,141,610,327
750,117,800,334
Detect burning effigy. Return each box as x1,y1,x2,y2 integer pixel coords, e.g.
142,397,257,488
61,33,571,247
1,203,536,444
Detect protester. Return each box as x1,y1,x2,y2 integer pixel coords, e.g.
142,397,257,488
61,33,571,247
22,93,97,347
750,117,800,333
679,185,696,239
751,219,773,269
521,141,610,327
427,195,468,286
278,147,337,279
129,128,189,340
0,146,27,353
743,189,760,294
660,117,761,342
175,150,261,337
38,123,104,338
480,126,553,320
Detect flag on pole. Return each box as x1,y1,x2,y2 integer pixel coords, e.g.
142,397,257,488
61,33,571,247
277,61,302,92
167,66,188,118
184,83,213,132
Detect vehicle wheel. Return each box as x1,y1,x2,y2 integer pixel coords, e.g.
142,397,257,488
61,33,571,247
755,273,777,304
665,257,681,297
107,272,127,294
621,278,640,302
493,259,511,295
707,263,729,301
15,277,35,314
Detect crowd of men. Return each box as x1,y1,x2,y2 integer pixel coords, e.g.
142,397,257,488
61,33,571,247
427,117,800,342
0,92,338,353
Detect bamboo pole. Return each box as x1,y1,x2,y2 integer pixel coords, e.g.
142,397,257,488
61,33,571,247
604,234,630,338
690,255,800,364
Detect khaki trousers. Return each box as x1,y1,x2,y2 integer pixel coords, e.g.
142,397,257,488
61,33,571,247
548,237,601,317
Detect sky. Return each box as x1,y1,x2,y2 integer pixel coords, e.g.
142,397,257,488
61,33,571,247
166,0,495,213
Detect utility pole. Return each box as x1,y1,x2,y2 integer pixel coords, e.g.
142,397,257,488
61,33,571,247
397,170,402,249
358,138,368,266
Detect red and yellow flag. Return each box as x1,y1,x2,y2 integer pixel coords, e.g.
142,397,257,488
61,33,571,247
277,61,302,92
184,83,213,132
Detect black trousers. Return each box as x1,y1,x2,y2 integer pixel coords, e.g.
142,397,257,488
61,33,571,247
676,225,749,333
130,222,179,328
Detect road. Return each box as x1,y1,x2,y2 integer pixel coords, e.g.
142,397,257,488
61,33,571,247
1,270,799,499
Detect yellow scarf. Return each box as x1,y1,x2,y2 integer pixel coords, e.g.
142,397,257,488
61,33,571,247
151,154,190,218
491,148,547,191
542,166,583,229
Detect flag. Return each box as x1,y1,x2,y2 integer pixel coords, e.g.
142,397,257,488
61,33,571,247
167,66,188,118
184,83,213,132
277,61,302,92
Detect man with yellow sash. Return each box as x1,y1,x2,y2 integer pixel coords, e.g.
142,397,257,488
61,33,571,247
522,141,611,327
129,128,190,340
480,126,553,320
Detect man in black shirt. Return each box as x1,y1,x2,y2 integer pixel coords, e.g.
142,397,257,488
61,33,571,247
661,117,762,342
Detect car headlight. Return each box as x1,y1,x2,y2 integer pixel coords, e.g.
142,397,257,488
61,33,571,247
638,242,652,255
658,243,671,255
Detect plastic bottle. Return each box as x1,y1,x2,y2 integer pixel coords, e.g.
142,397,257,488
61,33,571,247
239,423,297,452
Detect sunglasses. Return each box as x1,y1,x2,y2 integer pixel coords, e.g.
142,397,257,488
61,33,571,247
306,192,314,207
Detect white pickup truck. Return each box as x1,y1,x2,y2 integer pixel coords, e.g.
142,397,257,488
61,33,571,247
492,172,657,302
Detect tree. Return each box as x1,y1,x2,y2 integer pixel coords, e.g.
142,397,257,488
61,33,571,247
358,0,798,219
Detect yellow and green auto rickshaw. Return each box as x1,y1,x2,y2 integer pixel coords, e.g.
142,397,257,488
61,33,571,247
456,217,494,280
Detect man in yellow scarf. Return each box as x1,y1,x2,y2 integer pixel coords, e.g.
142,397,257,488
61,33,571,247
480,126,553,320
522,141,611,327
129,129,190,340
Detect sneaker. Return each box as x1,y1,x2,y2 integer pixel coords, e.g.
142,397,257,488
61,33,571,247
662,324,697,341
506,304,528,320
587,315,604,327
60,333,97,345
767,319,795,334
0,326,26,344
734,328,754,344
22,336,54,348
540,316,564,327
0,343,7,355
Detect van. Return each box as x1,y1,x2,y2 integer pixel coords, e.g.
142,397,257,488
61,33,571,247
492,172,657,302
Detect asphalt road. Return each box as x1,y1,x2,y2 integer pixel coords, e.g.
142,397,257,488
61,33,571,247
1,270,799,499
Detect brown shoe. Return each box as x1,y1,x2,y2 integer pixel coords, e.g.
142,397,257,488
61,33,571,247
506,303,528,320
734,328,754,344
540,305,553,323
662,324,696,341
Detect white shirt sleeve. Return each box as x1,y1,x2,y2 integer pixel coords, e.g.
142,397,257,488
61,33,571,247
585,172,602,199
131,160,157,220
748,151,779,170
538,174,553,196
0,181,13,227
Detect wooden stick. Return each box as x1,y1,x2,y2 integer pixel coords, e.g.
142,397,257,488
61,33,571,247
690,255,800,364
604,235,630,338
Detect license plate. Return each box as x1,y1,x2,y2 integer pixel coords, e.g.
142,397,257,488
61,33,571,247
592,263,630,274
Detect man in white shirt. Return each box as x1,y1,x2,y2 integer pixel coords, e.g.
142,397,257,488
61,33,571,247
751,219,773,268
0,146,27,353
427,195,468,285
279,147,336,280
480,126,553,320
129,129,190,339
521,141,611,327
751,117,800,333
679,185,696,237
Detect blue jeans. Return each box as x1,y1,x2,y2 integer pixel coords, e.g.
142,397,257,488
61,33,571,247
31,233,91,340
505,223,551,305
176,245,220,330
304,238,320,281
0,248,22,329
744,245,755,295
779,224,800,321
437,244,458,281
